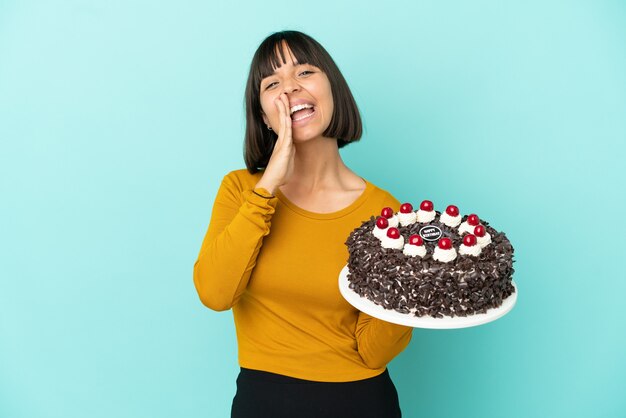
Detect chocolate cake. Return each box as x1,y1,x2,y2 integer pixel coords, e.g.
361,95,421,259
345,201,515,318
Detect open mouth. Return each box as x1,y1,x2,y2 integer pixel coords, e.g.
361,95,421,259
290,104,316,122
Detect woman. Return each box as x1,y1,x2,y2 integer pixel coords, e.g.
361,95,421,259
193,30,413,418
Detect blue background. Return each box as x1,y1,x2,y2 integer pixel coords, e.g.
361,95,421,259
1,1,625,417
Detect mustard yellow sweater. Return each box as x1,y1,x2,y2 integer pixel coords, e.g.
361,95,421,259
193,169,413,382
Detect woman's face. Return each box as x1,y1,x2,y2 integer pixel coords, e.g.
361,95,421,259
259,42,334,142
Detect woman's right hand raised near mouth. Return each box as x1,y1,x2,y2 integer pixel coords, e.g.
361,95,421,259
255,92,295,195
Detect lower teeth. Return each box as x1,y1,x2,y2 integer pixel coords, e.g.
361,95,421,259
294,110,314,121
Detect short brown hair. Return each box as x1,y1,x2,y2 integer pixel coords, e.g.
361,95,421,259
243,30,362,173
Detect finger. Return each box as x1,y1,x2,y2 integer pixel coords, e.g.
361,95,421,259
280,93,292,143
274,96,285,144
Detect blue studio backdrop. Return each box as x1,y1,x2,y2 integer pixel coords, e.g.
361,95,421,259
1,1,624,417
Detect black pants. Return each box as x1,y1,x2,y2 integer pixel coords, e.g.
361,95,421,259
231,367,402,418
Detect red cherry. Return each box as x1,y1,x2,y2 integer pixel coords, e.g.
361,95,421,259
438,237,452,250
474,225,486,237
409,234,423,246
400,203,413,213
446,205,459,217
463,234,477,246
420,200,433,211
467,214,480,226
386,227,400,239
376,217,389,229
381,207,394,219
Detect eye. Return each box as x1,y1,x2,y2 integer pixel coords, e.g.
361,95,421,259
263,70,314,90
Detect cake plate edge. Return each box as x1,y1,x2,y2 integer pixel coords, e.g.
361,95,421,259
338,265,517,329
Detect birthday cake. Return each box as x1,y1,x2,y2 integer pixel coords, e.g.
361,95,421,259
344,201,515,318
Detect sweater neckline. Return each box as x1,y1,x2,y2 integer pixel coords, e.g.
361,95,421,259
275,178,375,220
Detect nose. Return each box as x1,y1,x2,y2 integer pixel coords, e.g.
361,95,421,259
282,77,300,94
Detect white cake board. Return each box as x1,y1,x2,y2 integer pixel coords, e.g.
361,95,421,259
338,265,517,329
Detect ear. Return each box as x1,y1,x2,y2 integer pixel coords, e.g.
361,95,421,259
261,112,269,126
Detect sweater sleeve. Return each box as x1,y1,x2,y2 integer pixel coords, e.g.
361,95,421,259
354,187,413,369
193,172,278,311
355,312,413,369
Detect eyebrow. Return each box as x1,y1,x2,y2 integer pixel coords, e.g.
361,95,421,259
269,61,305,75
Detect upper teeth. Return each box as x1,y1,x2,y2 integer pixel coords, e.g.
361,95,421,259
290,103,314,115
